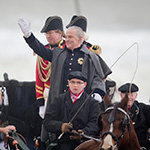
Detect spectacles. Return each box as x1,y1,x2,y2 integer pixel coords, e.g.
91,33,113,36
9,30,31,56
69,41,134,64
69,81,84,85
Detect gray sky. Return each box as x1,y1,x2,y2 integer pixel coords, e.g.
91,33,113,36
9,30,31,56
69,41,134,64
0,0,150,103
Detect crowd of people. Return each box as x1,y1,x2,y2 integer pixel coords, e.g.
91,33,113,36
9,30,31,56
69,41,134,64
0,15,149,150
18,15,112,149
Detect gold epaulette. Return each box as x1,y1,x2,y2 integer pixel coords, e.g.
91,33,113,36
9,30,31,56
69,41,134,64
89,45,102,55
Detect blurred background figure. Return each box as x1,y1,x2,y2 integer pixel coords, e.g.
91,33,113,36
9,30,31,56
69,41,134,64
118,83,150,149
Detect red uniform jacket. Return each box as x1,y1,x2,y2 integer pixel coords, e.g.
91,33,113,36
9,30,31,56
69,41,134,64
35,39,66,101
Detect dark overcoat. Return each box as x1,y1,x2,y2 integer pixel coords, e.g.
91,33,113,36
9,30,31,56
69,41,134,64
24,33,112,105
129,100,150,148
43,90,100,141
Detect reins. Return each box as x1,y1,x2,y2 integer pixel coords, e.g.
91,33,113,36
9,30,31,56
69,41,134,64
68,131,102,143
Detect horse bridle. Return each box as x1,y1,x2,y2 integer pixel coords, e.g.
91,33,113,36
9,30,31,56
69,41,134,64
100,106,130,150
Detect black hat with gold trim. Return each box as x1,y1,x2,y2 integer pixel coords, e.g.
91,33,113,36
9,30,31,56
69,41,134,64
41,16,63,33
118,83,139,93
66,15,87,32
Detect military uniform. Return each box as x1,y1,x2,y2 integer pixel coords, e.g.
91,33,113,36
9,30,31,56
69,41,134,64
36,40,65,102
63,46,84,92
66,15,116,100
24,17,65,148
35,16,65,106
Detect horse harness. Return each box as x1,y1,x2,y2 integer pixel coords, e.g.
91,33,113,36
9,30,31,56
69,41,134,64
99,106,130,150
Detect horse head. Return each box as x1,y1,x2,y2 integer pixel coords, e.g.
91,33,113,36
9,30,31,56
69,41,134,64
98,93,140,150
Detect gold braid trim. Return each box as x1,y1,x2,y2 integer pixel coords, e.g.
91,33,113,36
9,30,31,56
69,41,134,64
36,89,43,95
37,56,51,82
36,84,43,90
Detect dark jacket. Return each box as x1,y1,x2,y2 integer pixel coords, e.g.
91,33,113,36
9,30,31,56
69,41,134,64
129,100,150,148
24,33,112,105
43,90,100,142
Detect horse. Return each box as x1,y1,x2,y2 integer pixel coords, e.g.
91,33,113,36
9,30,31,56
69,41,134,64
75,93,141,150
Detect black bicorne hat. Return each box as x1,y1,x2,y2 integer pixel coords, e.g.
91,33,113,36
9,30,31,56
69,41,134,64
118,83,139,93
68,71,87,82
41,16,63,33
66,15,87,32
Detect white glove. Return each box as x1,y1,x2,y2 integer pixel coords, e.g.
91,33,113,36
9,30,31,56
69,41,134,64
39,106,45,119
18,18,31,38
39,88,49,119
91,93,102,103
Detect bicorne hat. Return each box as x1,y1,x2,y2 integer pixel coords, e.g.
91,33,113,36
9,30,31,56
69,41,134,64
68,71,87,82
66,15,87,32
118,83,139,93
41,16,63,33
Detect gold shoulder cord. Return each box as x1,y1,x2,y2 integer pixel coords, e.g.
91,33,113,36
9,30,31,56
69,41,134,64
37,56,51,82
37,40,63,82
58,39,64,48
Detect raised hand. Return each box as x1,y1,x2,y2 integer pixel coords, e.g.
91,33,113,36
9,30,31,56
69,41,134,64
18,18,31,38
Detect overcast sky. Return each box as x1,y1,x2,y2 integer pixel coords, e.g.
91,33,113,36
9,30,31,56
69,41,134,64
0,0,150,103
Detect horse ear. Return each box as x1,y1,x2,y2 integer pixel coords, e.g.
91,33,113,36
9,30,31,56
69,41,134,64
120,93,128,111
103,93,112,109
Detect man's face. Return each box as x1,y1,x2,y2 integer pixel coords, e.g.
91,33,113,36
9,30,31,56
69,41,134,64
120,92,137,108
45,30,62,46
68,78,86,94
65,28,82,50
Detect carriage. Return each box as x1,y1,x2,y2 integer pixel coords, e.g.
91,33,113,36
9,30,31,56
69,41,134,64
0,73,40,149
0,73,143,150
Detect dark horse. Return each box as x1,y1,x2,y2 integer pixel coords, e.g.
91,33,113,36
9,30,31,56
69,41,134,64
75,94,140,150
